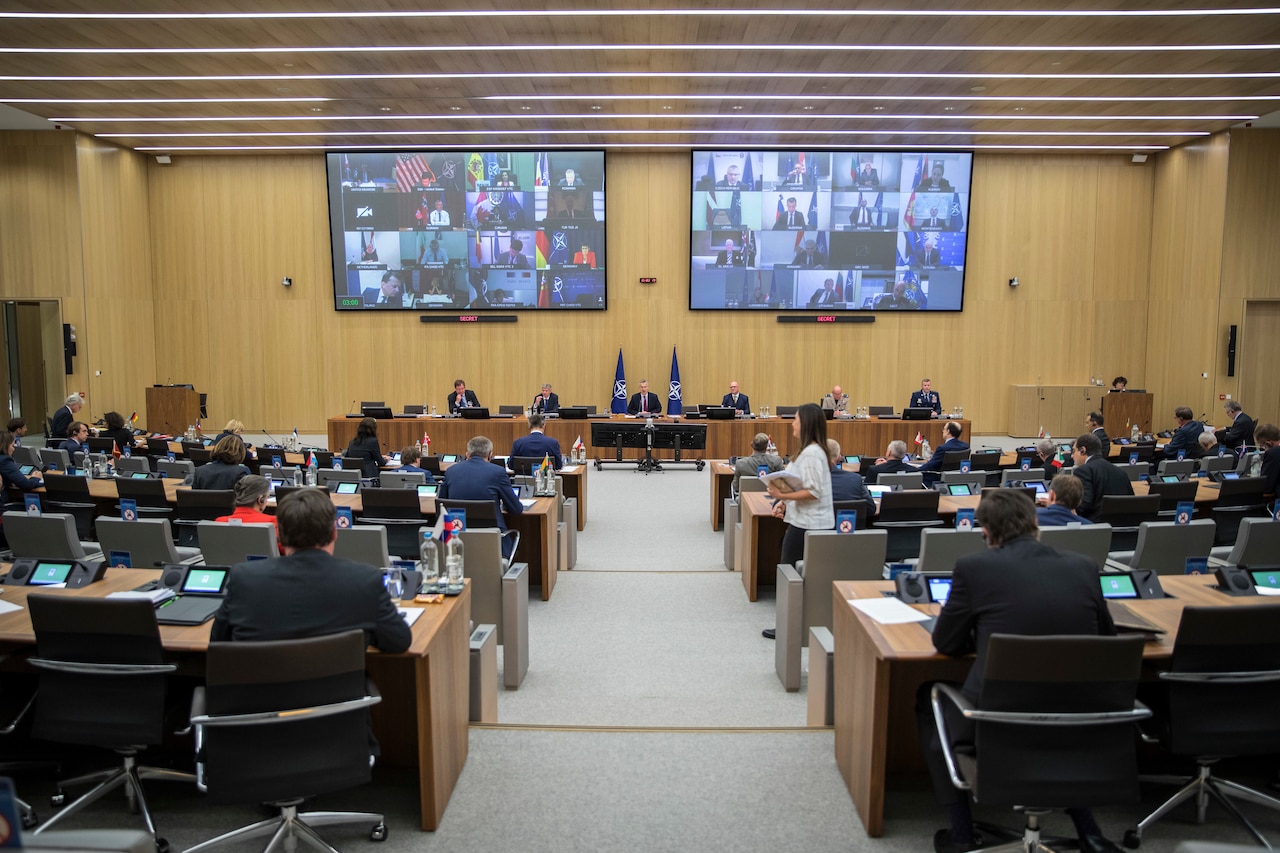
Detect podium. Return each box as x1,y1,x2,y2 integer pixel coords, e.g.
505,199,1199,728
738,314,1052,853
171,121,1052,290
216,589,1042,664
145,386,200,436
1102,391,1154,435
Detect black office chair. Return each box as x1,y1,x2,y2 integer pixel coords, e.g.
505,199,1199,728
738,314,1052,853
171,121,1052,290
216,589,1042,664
357,487,425,557
1146,480,1199,516
1126,604,1280,849
508,456,548,476
872,489,943,561
27,596,194,848
1211,477,1269,546
438,498,520,566
941,450,971,472
310,450,335,468
115,477,172,521
831,499,871,529
188,630,386,853
968,449,1003,472
40,474,97,541
173,489,235,547
932,634,1149,853
1094,494,1161,552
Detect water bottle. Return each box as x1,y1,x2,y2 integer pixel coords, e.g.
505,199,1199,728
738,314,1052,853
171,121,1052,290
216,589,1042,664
419,531,439,588
415,438,422,454
305,464,317,487
445,535,465,588
1131,423,1140,442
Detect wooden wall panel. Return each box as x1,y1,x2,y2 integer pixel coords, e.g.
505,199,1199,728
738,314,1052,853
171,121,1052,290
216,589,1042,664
76,136,157,423
0,132,87,410
138,149,1160,436
1144,134,1229,429
1217,129,1280,426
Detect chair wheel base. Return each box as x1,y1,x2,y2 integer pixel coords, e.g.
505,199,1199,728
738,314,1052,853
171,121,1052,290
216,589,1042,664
156,837,170,853
1123,829,1141,849
50,792,64,808
370,822,387,842
21,811,37,829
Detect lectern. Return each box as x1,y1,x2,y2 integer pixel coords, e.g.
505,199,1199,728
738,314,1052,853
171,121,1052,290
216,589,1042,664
145,386,200,436
1103,391,1154,436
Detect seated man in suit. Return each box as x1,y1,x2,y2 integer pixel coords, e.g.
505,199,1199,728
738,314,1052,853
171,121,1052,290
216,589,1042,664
917,489,1118,853
733,432,783,495
917,421,968,486
820,385,849,414
878,279,919,310
909,378,943,415
773,197,805,230
1214,400,1255,451
714,163,745,190
511,413,563,470
793,239,827,269
1036,473,1094,527
532,383,559,415
396,446,436,483
1031,437,1063,482
362,270,411,308
828,439,875,521
1196,432,1221,459
721,381,750,414
1071,431,1134,520
863,440,912,485
627,380,662,416
852,159,880,189
496,238,530,269
1087,411,1111,459
50,394,83,440
1161,406,1205,459
447,379,480,414
1256,422,1280,496
557,168,580,189
714,239,743,267
440,435,525,557
914,235,940,266
210,488,411,653
60,421,91,459
808,278,840,306
914,161,954,194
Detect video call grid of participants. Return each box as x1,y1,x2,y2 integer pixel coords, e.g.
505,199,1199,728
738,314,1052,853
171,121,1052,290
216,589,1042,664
330,151,606,310
689,151,973,312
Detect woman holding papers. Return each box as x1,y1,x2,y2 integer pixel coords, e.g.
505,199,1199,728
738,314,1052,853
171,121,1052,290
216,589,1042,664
761,404,832,640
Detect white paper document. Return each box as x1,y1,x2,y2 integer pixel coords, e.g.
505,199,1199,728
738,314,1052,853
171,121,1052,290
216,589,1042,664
398,607,425,626
848,596,931,625
0,599,22,615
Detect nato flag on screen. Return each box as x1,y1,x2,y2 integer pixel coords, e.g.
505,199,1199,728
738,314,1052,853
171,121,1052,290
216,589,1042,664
611,348,628,414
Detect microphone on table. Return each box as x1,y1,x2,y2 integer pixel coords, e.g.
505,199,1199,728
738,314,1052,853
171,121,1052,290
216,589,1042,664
346,400,357,415
262,429,283,446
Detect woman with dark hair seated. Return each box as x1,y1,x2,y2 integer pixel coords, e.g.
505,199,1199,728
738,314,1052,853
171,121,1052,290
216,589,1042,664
101,411,135,453
345,417,387,479
0,430,41,493
191,435,251,490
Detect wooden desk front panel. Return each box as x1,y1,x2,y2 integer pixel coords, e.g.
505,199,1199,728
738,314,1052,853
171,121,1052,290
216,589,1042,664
327,416,970,463
1103,392,1155,435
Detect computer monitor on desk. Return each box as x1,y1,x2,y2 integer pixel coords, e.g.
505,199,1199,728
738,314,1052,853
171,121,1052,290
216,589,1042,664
361,406,393,419
705,407,737,421
459,408,491,420
903,407,934,420
559,407,588,420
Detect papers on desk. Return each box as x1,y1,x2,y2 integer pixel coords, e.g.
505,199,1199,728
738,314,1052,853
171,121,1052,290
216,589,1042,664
398,607,425,626
519,498,537,509
0,599,21,616
109,588,176,605
848,596,931,625
1256,585,1280,597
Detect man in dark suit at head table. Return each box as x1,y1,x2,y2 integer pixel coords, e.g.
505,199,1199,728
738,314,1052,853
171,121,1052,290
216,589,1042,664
627,380,662,416
853,159,880,189
773,197,804,230
917,489,1118,853
721,381,750,414
1071,431,1134,520
210,488,411,653
440,435,525,558
447,379,481,415
532,383,559,415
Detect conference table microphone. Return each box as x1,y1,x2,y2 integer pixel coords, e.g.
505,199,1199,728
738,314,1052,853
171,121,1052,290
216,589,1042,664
262,429,283,446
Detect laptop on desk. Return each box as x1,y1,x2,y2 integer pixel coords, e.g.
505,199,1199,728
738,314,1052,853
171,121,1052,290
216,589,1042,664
459,407,490,419
155,565,232,626
706,406,737,421
903,407,934,420
361,406,394,420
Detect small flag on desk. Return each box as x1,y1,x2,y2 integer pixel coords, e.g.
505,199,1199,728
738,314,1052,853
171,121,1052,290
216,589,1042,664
1038,425,1045,438
540,453,551,475
914,431,923,446
1052,449,1067,470
307,450,317,468
129,411,138,425
573,435,584,454
292,427,299,443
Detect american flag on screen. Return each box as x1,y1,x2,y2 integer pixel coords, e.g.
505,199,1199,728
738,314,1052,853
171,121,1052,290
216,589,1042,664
393,154,430,193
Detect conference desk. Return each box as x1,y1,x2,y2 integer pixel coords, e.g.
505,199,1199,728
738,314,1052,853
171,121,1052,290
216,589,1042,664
0,568,471,832
37,476,562,602
326,415,970,467
831,574,1273,837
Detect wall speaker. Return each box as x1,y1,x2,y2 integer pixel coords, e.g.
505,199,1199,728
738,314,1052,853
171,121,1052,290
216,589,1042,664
1227,324,1237,377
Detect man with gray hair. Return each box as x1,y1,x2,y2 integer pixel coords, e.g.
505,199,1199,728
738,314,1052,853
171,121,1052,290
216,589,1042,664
1214,399,1255,451
440,434,524,557
733,432,783,494
863,439,912,485
532,383,559,415
50,394,83,440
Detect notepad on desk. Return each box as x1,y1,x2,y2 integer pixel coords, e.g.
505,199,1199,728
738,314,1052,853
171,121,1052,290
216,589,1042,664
398,607,425,627
848,597,931,625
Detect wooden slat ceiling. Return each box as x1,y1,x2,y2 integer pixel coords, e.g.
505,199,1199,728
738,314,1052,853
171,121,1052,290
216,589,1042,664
1,0,1277,153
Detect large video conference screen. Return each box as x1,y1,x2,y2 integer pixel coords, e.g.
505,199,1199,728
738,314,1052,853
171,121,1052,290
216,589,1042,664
689,150,973,312
325,150,606,311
